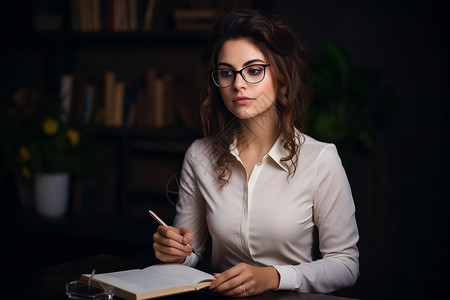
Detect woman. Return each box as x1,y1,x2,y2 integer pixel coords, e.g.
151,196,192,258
153,9,359,297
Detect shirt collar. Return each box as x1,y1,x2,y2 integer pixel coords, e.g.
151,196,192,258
229,130,303,173
266,134,290,172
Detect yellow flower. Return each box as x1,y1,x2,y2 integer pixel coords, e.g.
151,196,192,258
22,166,31,179
67,128,80,146
18,146,30,162
43,118,59,135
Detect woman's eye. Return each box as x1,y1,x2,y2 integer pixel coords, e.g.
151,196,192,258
246,67,263,76
219,70,234,78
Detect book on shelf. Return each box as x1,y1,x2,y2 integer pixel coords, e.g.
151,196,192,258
147,70,180,128
60,74,74,122
71,0,155,32
102,69,167,128
173,9,219,30
144,69,157,128
163,73,176,127
143,0,156,30
73,0,100,31
73,69,195,129
135,88,146,128
60,74,99,125
81,84,95,124
113,81,125,126
80,263,215,300
153,76,165,128
104,71,116,126
123,86,137,126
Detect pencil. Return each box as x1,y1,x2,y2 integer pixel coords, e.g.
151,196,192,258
148,210,195,254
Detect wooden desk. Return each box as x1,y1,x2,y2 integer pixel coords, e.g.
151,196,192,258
22,254,358,300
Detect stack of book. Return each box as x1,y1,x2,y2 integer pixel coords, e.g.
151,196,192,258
60,70,197,129
103,70,172,128
173,9,219,31
71,0,157,32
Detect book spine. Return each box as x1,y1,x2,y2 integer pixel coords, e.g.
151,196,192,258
123,86,136,126
143,0,156,31
145,69,157,127
107,0,115,31
129,0,138,31
92,0,101,31
104,72,116,126
83,85,95,123
60,74,74,122
113,81,125,126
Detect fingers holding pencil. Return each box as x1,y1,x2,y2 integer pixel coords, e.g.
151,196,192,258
153,226,194,263
150,210,195,263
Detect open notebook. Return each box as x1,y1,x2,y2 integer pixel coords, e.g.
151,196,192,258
81,263,215,300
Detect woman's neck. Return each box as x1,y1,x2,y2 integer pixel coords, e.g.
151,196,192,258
237,112,280,155
235,112,280,179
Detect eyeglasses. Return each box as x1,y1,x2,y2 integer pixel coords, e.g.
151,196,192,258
211,64,270,88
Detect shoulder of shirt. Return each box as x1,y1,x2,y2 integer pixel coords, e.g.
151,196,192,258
300,135,347,181
299,133,339,157
190,137,213,147
301,133,334,147
298,133,346,174
185,137,214,156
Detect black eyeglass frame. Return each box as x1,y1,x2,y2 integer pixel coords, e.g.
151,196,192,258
210,64,271,88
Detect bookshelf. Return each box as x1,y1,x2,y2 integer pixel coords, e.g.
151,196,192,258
21,2,220,222
47,27,208,221
2,0,273,271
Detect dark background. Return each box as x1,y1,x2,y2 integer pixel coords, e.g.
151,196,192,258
1,1,449,299
271,1,450,299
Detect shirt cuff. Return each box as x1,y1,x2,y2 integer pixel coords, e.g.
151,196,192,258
272,265,300,290
183,252,199,267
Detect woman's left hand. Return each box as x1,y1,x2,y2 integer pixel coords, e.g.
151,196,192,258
208,263,280,297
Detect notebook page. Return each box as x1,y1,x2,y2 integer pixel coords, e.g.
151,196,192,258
143,264,215,285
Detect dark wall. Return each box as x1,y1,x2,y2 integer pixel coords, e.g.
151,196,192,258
272,1,449,299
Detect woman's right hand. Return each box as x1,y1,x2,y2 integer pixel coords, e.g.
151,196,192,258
152,226,194,263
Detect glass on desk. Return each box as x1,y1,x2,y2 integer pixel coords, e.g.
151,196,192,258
66,280,114,300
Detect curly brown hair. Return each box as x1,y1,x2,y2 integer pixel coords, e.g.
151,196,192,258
200,9,312,187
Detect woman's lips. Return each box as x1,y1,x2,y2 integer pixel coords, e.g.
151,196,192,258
234,96,254,105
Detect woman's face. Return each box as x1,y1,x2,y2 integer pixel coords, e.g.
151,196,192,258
216,38,278,121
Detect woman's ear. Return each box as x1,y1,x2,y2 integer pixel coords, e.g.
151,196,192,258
282,85,289,97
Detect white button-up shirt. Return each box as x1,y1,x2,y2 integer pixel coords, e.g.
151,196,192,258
174,133,359,293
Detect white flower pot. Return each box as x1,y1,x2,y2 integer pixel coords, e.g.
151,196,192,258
34,172,70,218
